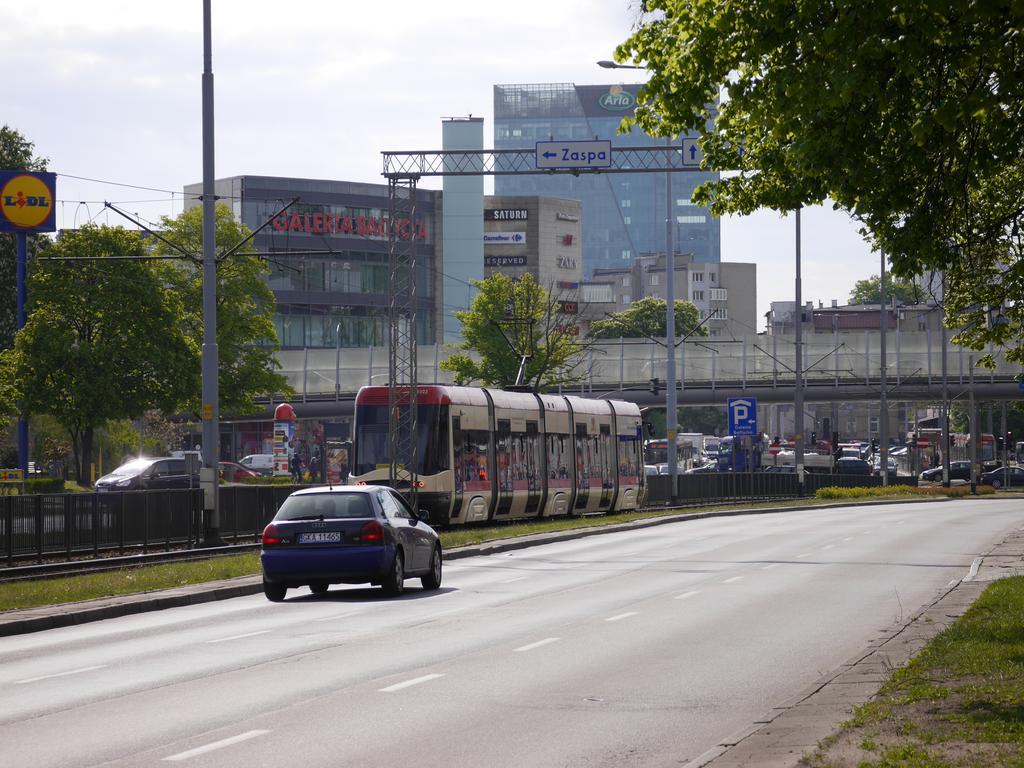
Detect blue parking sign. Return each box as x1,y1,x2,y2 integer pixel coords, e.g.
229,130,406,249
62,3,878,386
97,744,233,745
728,398,757,436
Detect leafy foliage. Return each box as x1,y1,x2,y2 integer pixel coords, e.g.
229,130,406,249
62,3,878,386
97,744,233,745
617,1,1024,364
848,275,924,306
8,226,195,481
440,273,587,389
151,204,289,415
589,296,706,340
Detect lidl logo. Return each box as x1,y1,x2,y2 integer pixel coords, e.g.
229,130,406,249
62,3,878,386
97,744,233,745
598,85,636,112
0,172,56,232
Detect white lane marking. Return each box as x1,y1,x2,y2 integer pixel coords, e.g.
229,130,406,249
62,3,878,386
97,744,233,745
762,563,780,570
821,544,835,551
796,553,810,559
378,673,444,693
962,557,983,582
862,530,873,535
163,730,269,762
895,520,905,525
500,576,528,584
514,637,560,652
674,590,699,600
843,537,854,542
722,576,743,584
605,612,638,623
205,630,271,644
15,664,107,685
313,610,364,622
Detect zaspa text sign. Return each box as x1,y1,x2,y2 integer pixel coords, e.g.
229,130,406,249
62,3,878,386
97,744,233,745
535,141,612,170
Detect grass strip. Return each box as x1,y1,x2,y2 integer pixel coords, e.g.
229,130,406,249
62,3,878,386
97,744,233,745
815,485,996,501
0,493,954,613
805,575,1024,767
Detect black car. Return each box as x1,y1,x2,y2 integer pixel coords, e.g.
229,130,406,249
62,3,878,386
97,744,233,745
94,457,199,491
919,461,972,483
835,457,872,475
981,465,1024,489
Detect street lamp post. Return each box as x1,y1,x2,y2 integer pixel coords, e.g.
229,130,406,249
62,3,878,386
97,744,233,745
598,59,678,504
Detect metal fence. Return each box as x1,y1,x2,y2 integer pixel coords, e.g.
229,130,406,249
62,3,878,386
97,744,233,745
645,472,918,505
2,476,920,566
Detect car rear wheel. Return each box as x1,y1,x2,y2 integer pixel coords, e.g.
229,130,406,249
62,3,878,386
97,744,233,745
382,551,405,596
263,579,287,602
992,478,1003,489
421,546,442,591
309,581,329,595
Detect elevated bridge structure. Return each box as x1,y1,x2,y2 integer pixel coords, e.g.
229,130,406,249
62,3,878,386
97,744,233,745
267,334,1022,415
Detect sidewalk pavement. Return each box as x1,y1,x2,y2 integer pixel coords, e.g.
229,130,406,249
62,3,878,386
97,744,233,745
2,496,1022,768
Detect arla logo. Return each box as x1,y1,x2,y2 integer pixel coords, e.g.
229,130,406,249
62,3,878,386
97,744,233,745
598,85,636,112
1,174,54,230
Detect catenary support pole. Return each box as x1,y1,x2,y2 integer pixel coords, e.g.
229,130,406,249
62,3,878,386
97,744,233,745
879,250,888,486
794,208,804,490
665,136,678,505
200,0,222,545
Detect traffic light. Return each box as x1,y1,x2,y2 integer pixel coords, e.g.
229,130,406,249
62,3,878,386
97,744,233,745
1007,432,1014,452
811,431,817,445
649,377,660,395
871,438,879,453
832,431,841,458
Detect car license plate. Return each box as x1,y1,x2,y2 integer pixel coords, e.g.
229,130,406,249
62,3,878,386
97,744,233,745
297,532,341,544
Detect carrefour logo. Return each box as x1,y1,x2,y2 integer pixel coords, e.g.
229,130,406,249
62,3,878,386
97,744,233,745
0,173,55,231
598,85,636,112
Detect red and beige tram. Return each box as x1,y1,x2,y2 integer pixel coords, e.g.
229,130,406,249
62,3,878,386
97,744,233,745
349,385,645,525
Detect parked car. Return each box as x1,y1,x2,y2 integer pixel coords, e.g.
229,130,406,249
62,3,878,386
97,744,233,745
762,465,795,474
239,454,275,475
685,463,719,474
260,485,442,601
644,464,660,477
94,457,199,491
981,465,1024,489
219,461,261,482
872,456,899,476
919,461,972,483
835,457,872,475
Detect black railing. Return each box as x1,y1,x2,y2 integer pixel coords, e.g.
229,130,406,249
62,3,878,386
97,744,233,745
2,476,921,566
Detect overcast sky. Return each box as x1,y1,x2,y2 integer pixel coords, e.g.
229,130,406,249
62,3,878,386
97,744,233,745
3,0,876,327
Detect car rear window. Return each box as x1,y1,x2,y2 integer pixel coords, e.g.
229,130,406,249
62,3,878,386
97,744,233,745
274,493,373,521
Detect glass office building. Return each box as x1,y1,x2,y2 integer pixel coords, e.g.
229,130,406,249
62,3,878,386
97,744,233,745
494,83,721,277
184,176,440,349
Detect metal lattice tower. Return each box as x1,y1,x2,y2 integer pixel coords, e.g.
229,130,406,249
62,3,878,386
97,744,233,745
387,176,419,505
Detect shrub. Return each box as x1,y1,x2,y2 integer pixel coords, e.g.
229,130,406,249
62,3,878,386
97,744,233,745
815,485,994,500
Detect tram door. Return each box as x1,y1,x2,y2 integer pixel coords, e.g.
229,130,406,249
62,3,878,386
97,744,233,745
599,424,614,508
495,419,513,517
574,423,590,510
524,421,542,516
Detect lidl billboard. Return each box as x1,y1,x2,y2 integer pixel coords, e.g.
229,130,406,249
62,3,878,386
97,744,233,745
0,171,57,233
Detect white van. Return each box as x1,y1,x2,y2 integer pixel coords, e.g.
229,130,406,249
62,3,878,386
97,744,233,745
239,454,275,474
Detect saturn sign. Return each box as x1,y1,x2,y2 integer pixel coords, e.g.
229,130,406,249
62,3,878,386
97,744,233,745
0,172,57,233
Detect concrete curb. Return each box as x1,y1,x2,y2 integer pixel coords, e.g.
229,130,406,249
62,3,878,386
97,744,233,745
0,494,991,638
683,523,1024,768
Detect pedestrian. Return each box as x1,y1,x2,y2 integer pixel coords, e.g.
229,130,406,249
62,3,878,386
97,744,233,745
309,452,320,482
290,452,303,482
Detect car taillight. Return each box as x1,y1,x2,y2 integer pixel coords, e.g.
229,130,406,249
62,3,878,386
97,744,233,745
359,520,384,543
261,523,282,546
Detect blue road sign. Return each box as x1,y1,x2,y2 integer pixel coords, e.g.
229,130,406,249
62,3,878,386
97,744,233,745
681,138,703,167
535,140,612,170
728,397,757,437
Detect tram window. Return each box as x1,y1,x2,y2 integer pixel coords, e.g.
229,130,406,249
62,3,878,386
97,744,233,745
452,417,463,492
525,422,541,490
575,424,590,487
460,429,491,482
496,420,512,492
547,433,570,479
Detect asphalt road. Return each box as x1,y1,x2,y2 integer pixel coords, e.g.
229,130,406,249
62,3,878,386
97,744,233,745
1,499,1022,768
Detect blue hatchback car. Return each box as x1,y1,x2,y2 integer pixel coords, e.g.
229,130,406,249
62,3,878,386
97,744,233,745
260,485,442,601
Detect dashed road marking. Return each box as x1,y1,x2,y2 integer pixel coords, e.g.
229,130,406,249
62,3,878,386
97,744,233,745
674,590,699,600
500,576,528,584
762,563,780,570
796,553,810,559
163,730,269,761
722,576,743,584
206,630,271,644
605,612,638,623
378,673,444,693
514,637,560,653
821,544,835,550
15,665,107,685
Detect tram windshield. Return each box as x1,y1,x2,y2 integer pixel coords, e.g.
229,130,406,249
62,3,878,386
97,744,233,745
353,404,449,476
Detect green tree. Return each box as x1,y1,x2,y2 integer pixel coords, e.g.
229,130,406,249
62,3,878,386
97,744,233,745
152,203,289,415
589,297,706,340
617,1,1024,363
8,226,195,481
848,275,924,306
0,126,49,351
440,273,586,389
